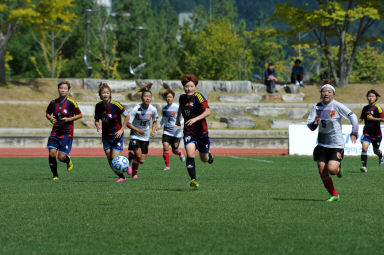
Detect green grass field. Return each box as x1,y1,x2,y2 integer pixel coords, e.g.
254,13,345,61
1,155,384,255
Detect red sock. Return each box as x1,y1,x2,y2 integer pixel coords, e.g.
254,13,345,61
163,149,170,167
132,159,140,176
175,150,182,156
321,175,338,196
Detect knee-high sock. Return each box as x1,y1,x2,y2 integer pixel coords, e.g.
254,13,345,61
321,175,337,196
163,149,170,167
63,155,70,164
174,149,182,156
186,157,196,180
128,151,134,163
49,156,58,177
361,151,368,167
132,159,140,176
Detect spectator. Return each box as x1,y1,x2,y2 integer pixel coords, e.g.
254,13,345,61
291,59,305,87
264,63,278,94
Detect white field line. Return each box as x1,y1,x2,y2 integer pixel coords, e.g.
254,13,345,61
230,156,273,163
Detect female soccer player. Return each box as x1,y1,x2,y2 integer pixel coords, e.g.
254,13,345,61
157,89,185,171
176,74,214,188
359,89,384,173
94,83,130,182
306,80,359,202
46,81,82,180
126,84,158,179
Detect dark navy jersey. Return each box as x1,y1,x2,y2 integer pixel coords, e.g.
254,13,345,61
179,92,209,137
360,103,384,137
46,97,81,138
95,100,128,137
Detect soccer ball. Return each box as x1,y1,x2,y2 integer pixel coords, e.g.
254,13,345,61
111,155,129,173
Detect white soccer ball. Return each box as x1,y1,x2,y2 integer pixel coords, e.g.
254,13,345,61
111,155,129,173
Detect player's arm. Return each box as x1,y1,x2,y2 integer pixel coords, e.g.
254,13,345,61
367,107,384,122
115,111,130,138
185,108,211,126
127,122,145,135
151,121,158,137
338,103,359,143
62,112,82,123
46,112,57,125
306,106,318,131
175,107,182,128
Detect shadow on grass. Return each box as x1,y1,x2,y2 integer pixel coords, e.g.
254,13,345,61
273,197,324,202
147,188,196,192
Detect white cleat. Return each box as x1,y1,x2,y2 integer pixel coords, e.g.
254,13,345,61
163,167,171,171
379,158,384,166
360,166,367,173
179,154,185,162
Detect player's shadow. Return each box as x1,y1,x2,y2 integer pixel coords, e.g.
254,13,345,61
149,188,194,192
273,197,324,202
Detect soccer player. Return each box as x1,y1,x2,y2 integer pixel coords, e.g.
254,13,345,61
176,74,214,188
157,89,185,170
126,84,158,179
306,80,359,202
46,81,82,180
94,83,130,182
358,89,384,173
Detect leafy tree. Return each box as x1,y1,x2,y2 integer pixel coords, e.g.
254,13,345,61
273,0,384,87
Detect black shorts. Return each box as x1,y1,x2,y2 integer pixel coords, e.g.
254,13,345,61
128,139,149,154
313,145,344,163
162,134,181,150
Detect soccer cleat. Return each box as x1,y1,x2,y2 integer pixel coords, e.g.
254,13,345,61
52,177,60,181
132,175,138,179
360,166,367,173
127,166,132,175
163,167,171,171
116,178,127,183
299,81,305,87
379,157,384,166
179,154,186,162
326,195,340,202
337,167,343,178
66,156,73,172
208,152,214,164
189,179,199,188
295,81,300,86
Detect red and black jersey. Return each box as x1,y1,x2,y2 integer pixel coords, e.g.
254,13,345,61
179,92,209,137
94,100,128,137
360,103,384,137
46,97,81,138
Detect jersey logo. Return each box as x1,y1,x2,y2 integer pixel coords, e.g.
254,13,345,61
337,152,342,159
329,110,335,118
171,111,176,116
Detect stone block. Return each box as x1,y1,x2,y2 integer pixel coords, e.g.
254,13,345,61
60,78,83,89
284,85,301,93
212,80,252,93
84,79,136,91
218,94,262,103
70,92,92,101
163,80,183,90
271,119,305,129
253,84,267,93
81,118,96,128
210,106,243,115
136,79,163,91
281,93,305,102
208,121,228,129
77,103,95,116
287,108,309,119
262,94,281,102
219,116,254,128
245,106,287,117
199,81,214,97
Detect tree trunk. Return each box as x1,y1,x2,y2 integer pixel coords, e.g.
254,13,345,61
0,47,6,84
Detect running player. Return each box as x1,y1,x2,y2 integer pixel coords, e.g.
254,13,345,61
359,89,384,173
127,84,158,179
157,89,185,171
95,83,130,182
46,81,82,180
306,80,359,202
176,74,214,188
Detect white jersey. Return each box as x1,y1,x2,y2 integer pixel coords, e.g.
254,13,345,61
306,100,359,148
159,103,183,138
129,104,158,141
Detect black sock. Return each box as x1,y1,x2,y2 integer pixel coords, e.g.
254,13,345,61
361,153,367,167
63,155,70,164
49,156,58,177
379,151,383,159
186,157,196,180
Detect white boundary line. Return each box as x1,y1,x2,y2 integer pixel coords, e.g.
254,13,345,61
230,156,273,163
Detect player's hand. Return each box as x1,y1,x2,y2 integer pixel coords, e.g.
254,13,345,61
314,116,319,125
367,114,374,120
96,126,102,132
155,126,161,131
350,134,357,144
138,129,145,135
150,130,156,137
115,129,123,138
185,118,197,126
176,125,181,129
61,117,69,123
50,115,57,124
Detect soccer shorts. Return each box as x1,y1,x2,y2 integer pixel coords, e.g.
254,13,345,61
128,139,149,154
162,134,181,150
102,136,124,152
183,133,210,153
313,145,344,163
360,134,382,149
47,136,73,155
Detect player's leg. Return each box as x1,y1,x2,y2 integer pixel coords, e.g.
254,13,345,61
162,135,171,170
110,149,126,182
57,137,73,172
360,136,370,172
185,141,198,187
197,134,213,164
48,148,59,180
171,137,185,162
371,138,383,166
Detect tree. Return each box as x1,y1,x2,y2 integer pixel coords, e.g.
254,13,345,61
273,0,384,87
